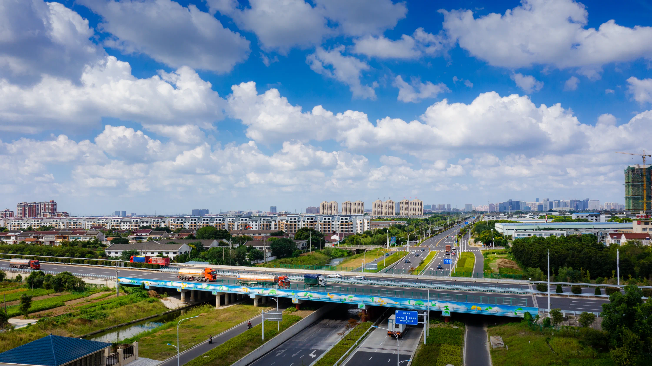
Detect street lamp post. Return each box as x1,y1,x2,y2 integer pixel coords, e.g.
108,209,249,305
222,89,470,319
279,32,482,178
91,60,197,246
547,249,550,313
617,248,620,286
171,315,199,366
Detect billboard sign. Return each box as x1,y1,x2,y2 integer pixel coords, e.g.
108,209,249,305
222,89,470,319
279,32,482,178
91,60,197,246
395,310,419,325
390,236,396,245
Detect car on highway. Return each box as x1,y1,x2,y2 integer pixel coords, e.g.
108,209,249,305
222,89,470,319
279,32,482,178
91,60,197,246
445,252,450,255
353,275,366,280
327,274,342,279
404,259,411,263
415,253,420,257
437,264,443,270
421,249,425,251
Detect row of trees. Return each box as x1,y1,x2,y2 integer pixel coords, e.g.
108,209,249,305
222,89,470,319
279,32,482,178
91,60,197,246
26,271,86,292
0,244,105,259
511,235,652,281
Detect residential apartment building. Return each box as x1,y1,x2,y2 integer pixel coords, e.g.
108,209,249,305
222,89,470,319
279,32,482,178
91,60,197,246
305,206,319,214
399,199,423,216
372,199,396,216
16,200,58,218
320,201,338,215
342,201,364,215
1,209,14,219
2,214,371,237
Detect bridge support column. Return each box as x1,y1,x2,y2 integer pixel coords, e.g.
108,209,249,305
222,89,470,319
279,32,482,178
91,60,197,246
190,290,196,302
224,293,230,306
231,293,236,303
253,296,261,307
215,293,223,308
180,290,187,303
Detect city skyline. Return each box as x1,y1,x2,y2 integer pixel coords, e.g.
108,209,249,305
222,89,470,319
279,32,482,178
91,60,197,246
1,0,651,215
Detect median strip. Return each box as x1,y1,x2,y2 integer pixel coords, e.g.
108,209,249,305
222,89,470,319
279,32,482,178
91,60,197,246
411,251,437,275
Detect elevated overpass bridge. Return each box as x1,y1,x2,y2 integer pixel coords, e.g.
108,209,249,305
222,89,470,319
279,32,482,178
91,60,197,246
119,276,538,318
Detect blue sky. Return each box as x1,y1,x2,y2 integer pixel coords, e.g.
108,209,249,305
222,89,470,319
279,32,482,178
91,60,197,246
1,0,652,215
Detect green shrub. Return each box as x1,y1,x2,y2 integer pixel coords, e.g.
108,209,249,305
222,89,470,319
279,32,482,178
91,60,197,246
605,287,620,295
594,287,601,296
571,285,582,294
543,317,551,327
550,308,563,326
435,344,462,366
578,312,596,328
556,284,563,293
536,283,547,292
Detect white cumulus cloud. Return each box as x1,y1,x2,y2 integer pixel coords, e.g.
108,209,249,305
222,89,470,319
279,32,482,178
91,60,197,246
307,47,377,99
627,77,652,105
564,76,580,91
394,76,450,103
442,0,652,74
510,73,544,93
80,0,250,73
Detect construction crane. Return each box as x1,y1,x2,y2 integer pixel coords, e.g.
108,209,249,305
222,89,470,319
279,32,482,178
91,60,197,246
617,151,652,212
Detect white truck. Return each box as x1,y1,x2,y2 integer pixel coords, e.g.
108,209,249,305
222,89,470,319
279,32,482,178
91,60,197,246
386,314,406,338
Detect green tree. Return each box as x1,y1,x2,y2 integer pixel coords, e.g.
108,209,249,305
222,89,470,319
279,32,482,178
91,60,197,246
579,312,596,328
26,271,46,289
270,230,285,237
294,228,325,249
0,308,8,328
196,227,231,240
247,248,264,262
120,250,140,261
110,237,129,244
0,269,6,282
19,294,32,318
50,272,86,292
550,308,563,326
37,226,54,231
602,286,652,360
15,274,22,283
270,238,297,259
556,284,563,293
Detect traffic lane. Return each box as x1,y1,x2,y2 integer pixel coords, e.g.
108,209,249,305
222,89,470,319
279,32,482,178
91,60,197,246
536,296,608,313
249,318,347,366
343,323,421,366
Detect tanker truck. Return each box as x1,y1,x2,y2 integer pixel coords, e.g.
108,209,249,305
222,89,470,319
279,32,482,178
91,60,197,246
177,267,217,282
237,273,290,288
10,258,40,270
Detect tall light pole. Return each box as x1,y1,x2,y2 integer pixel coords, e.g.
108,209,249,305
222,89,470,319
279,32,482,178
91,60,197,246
173,315,199,366
617,248,620,286
547,249,550,313
115,261,119,297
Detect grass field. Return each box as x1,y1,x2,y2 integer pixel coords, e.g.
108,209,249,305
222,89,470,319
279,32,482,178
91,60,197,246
0,287,55,303
5,290,103,317
336,249,385,271
260,251,332,267
412,321,464,366
451,252,475,277
185,314,303,366
137,304,272,360
0,290,168,353
488,322,614,366
411,251,437,274
483,250,523,276
313,321,372,366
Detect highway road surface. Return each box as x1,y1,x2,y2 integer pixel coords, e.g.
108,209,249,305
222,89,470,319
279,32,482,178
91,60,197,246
249,317,348,366
342,317,422,366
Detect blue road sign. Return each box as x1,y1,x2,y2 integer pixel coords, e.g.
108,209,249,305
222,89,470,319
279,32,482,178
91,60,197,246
395,310,418,325
390,236,396,244
444,258,452,264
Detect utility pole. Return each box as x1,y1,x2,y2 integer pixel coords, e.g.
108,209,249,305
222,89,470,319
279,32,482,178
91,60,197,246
115,261,119,297
309,231,312,253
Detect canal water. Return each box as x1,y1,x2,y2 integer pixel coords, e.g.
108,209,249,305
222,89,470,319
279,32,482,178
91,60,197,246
88,308,184,343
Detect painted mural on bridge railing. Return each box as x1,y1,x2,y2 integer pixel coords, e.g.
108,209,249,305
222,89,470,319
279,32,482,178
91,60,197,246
118,277,537,318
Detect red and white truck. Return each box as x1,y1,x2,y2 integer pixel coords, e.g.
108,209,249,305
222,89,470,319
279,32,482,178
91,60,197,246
10,259,40,270
177,267,218,282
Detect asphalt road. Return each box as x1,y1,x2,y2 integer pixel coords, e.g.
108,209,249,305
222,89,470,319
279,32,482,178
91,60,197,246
249,317,348,366
342,316,422,366
464,317,491,366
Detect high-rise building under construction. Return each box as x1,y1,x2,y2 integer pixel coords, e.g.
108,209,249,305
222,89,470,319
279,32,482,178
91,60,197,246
625,165,652,212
